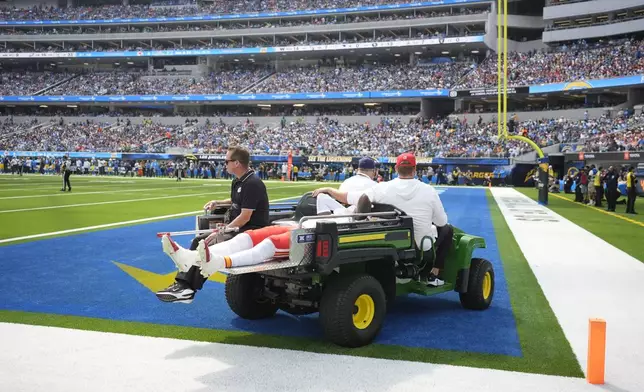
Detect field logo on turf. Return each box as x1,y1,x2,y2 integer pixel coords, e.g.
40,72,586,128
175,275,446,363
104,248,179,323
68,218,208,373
113,261,226,292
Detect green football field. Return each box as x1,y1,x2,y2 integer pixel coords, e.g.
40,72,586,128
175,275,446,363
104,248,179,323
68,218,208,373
0,174,640,377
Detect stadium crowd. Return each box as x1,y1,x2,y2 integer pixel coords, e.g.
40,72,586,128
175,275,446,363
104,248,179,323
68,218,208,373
250,62,470,93
0,72,72,95
0,8,487,36
2,114,642,156
0,0,436,21
456,38,644,88
2,38,644,97
46,68,272,95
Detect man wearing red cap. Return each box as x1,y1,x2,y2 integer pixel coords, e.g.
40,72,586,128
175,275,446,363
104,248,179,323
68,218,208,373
312,152,451,287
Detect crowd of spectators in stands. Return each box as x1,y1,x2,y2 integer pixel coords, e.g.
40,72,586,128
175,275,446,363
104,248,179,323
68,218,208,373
2,113,642,157
0,0,434,21
3,38,643,97
0,8,487,36
455,38,644,88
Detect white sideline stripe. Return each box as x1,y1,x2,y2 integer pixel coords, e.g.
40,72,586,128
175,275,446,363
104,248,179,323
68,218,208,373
491,188,644,392
0,185,225,200
0,195,299,244
0,191,228,214
0,323,600,392
0,210,202,244
0,182,322,200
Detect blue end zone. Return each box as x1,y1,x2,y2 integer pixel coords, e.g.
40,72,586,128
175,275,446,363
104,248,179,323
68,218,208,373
0,188,521,356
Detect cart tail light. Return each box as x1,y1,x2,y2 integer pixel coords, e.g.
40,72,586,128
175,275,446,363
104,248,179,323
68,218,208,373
315,234,332,262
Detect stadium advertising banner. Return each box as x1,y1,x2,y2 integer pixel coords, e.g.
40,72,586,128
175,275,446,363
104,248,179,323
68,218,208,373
451,86,529,97
529,75,644,94
565,151,643,163
0,36,484,59
0,89,450,103
0,0,487,26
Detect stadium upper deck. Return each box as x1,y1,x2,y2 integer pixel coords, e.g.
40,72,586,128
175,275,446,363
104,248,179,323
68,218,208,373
0,0,643,118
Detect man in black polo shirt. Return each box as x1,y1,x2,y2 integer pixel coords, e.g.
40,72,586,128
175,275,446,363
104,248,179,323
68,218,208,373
156,146,269,303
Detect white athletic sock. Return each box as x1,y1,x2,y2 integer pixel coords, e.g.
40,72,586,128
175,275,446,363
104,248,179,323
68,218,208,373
228,239,277,267
207,232,253,255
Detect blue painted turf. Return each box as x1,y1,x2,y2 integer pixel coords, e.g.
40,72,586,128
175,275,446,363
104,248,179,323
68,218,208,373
0,188,521,356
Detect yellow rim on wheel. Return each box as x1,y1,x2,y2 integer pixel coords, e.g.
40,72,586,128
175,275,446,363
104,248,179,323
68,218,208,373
353,294,375,330
482,271,492,300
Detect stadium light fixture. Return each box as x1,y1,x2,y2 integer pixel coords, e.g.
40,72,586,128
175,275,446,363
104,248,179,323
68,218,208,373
39,105,48,108
293,104,305,107
394,53,401,57
441,51,449,54
67,105,78,108
366,53,372,56
414,52,422,55
471,50,479,53
364,103,379,106
257,104,271,107
127,62,134,65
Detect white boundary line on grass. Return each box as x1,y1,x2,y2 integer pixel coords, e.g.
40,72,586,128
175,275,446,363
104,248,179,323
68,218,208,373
0,192,228,214
0,195,300,244
491,187,644,391
0,183,323,207
0,185,225,200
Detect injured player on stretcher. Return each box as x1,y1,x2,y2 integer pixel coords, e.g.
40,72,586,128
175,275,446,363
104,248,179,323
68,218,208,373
161,193,371,278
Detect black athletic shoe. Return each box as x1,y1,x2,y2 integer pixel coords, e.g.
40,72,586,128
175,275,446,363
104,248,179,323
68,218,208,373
427,273,445,287
354,194,372,220
156,281,195,304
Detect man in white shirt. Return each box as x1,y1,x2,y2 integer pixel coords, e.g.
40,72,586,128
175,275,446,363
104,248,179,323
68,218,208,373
339,157,378,192
316,157,378,216
312,152,451,287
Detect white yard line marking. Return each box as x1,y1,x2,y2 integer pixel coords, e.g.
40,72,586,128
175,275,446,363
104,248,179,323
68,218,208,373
0,323,599,392
0,185,224,200
0,191,228,214
0,210,202,244
0,196,299,244
491,187,644,391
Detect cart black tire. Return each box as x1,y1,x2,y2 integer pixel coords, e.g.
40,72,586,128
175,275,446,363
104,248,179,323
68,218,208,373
459,258,494,310
320,273,386,348
225,273,278,319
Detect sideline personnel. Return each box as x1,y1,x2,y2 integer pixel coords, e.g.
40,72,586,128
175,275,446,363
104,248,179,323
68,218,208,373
156,146,269,303
313,153,451,287
60,156,72,192
626,166,637,214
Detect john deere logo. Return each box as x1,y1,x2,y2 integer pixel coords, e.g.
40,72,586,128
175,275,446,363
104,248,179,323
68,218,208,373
563,80,593,90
